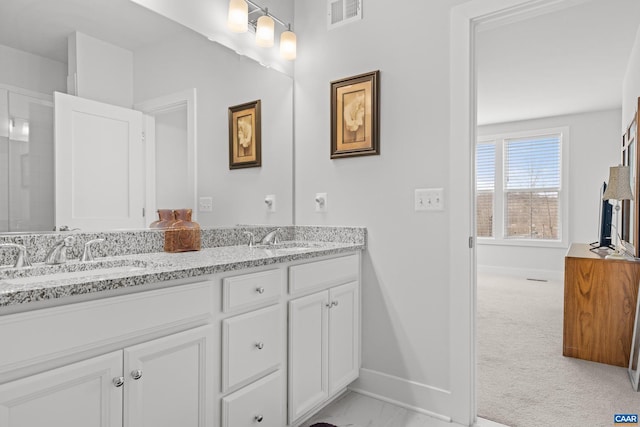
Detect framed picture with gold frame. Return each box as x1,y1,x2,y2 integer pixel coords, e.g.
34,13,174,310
229,100,261,169
330,70,380,159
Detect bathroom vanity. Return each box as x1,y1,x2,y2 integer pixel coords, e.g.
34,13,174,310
0,226,365,427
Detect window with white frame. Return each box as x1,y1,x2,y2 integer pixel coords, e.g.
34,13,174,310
476,128,567,246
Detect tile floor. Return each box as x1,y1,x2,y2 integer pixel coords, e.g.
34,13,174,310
299,391,508,427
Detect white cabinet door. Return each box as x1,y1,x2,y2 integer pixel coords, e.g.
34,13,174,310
288,290,329,422
0,351,123,427
54,92,144,231
123,326,214,427
328,281,360,395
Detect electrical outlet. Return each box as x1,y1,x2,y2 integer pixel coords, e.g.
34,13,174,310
415,188,444,211
199,196,213,212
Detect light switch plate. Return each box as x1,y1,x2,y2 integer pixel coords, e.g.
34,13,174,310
199,196,213,212
415,188,444,211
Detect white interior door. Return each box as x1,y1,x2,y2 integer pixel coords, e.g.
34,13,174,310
54,92,144,230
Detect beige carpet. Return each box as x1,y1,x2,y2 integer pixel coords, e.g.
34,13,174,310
477,273,640,427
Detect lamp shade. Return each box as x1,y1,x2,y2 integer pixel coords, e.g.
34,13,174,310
227,0,248,33
603,165,634,201
256,15,275,47
280,29,297,60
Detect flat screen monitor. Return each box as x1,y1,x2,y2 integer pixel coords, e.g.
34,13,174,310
593,181,613,249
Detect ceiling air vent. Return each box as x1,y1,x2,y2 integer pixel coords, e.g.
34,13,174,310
327,0,362,30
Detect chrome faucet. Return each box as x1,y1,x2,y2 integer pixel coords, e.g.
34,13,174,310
260,228,282,246
0,243,32,268
243,231,257,248
82,238,105,262
45,236,75,265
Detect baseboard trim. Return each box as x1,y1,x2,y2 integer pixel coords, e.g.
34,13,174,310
476,417,510,427
348,368,452,423
477,265,563,281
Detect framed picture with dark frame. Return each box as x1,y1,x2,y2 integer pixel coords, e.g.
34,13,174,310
330,70,380,159
228,100,261,169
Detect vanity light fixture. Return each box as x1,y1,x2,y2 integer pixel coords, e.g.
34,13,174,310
227,0,249,32
255,12,275,47
280,24,297,60
226,0,297,60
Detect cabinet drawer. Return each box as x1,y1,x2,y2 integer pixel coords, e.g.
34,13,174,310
289,254,359,294
222,269,282,313
222,305,282,391
221,371,283,427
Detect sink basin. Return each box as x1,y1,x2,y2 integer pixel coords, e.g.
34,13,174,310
271,246,312,254
254,242,322,255
1,265,147,286
0,259,151,286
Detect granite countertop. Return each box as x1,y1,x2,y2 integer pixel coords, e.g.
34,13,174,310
0,240,364,309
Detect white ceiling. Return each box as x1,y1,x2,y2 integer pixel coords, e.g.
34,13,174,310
476,0,640,125
0,0,191,63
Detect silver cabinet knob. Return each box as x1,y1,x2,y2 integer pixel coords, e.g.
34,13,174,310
332,300,339,307
325,302,332,308
131,369,142,380
113,376,125,387
256,287,265,294
256,342,264,350
255,415,264,422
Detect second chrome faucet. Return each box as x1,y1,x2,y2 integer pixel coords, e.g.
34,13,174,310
45,236,75,265
244,228,283,247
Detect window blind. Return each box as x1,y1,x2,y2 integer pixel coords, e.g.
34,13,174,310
476,142,495,238
504,135,560,240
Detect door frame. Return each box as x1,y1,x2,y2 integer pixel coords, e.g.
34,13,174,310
135,88,198,221
449,0,588,424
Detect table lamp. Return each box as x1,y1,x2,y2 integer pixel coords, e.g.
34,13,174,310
603,165,634,259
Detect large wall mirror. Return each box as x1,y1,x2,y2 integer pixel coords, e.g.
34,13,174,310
0,0,294,233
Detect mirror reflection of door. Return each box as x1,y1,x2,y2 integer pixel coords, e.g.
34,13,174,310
0,86,54,233
54,92,145,231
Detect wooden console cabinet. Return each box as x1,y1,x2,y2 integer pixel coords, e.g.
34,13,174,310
564,243,640,367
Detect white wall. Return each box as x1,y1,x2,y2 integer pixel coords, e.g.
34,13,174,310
68,32,134,108
623,25,640,127
0,44,66,94
477,109,622,279
294,0,468,420
133,30,293,227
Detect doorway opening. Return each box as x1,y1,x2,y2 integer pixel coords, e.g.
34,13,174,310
452,0,640,425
